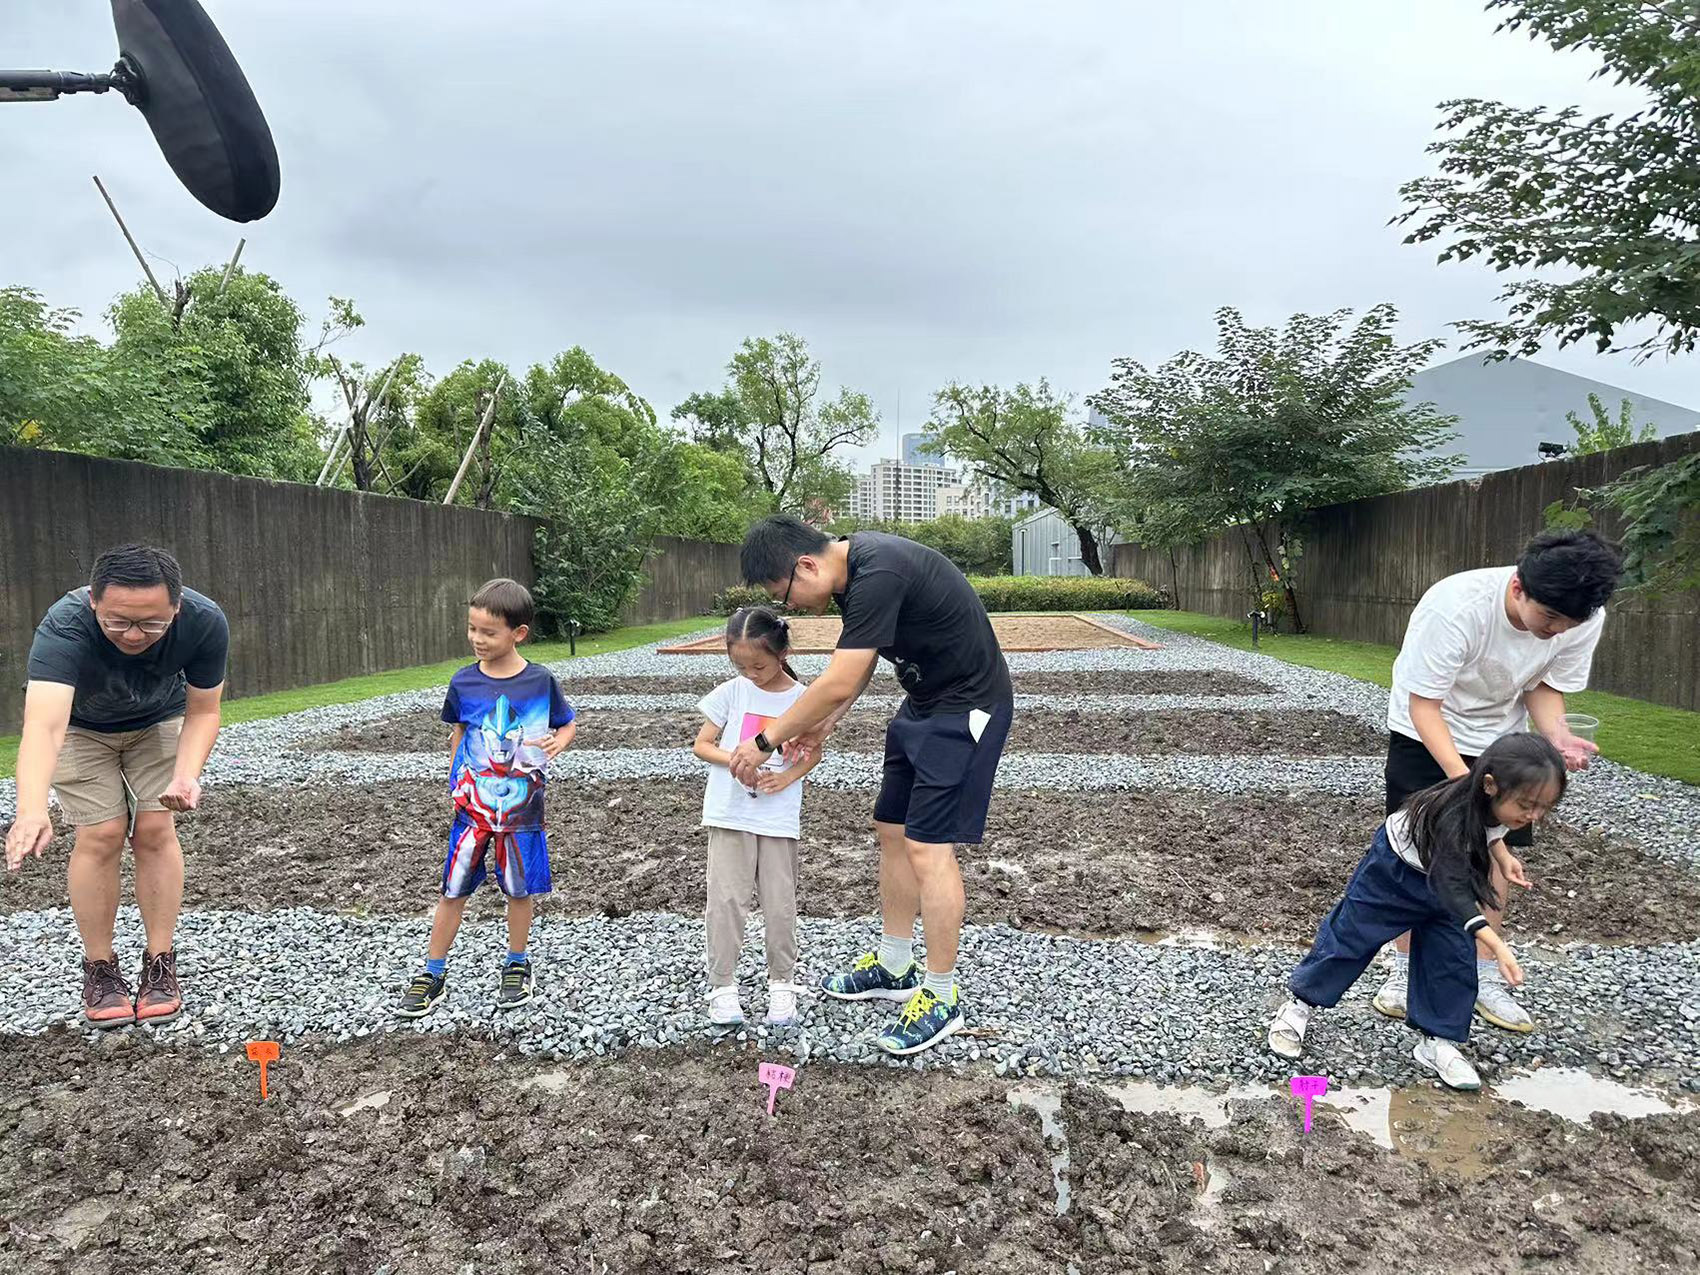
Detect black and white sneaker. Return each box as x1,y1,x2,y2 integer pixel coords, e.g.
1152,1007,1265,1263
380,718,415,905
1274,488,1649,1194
498,959,535,1010
395,970,447,1019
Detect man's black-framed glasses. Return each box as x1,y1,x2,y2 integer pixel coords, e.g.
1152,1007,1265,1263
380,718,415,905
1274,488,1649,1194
780,560,799,609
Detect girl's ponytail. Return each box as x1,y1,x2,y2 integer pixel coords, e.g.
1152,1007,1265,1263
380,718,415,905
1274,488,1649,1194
726,606,802,683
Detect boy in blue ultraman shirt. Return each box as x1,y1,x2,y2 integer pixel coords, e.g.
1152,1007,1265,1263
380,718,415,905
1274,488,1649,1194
395,579,575,1018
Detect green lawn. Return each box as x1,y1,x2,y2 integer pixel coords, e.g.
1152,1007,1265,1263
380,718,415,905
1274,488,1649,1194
1128,609,1700,787
0,616,714,780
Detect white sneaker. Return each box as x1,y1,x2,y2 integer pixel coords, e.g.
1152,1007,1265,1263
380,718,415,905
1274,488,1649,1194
1372,965,1408,1020
707,985,744,1026
765,982,799,1025
1266,999,1310,1060
1412,1035,1481,1091
1475,968,1534,1033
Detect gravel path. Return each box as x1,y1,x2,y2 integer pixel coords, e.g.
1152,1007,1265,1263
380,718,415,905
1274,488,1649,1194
2,903,1696,1092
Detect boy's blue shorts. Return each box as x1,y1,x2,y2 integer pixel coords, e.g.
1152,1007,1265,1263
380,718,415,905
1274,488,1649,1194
441,815,551,899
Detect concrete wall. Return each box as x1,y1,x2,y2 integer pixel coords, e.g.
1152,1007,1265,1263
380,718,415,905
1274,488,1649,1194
621,535,743,626
1,447,537,732
1110,433,1700,711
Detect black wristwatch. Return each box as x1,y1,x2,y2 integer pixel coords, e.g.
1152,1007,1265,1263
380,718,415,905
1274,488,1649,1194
753,732,774,753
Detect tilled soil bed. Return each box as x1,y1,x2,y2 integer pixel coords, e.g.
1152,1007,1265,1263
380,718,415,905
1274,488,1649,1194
3,1030,1697,1275
314,706,1383,757
549,669,1277,699
6,785,1695,946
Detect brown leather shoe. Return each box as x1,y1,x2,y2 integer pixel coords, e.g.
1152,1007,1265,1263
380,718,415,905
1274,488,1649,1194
134,949,183,1024
81,958,136,1029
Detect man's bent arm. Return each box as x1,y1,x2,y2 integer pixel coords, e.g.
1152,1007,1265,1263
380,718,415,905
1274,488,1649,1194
14,681,75,817
1409,694,1469,781
763,648,879,745
174,683,224,784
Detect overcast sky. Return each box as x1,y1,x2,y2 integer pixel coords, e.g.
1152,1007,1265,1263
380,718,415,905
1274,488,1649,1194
4,0,1695,469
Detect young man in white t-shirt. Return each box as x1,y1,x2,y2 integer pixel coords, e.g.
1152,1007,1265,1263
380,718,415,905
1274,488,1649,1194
1376,529,1622,1033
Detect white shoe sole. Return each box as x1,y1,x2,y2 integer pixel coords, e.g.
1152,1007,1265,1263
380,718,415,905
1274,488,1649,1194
877,1013,963,1057
822,983,921,1003
1474,1002,1535,1033
1411,1043,1481,1091
1267,1029,1302,1060
1372,993,1407,1021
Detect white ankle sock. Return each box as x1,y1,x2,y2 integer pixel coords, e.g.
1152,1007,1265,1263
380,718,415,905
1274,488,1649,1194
1391,949,1410,971
878,934,913,975
922,969,955,1000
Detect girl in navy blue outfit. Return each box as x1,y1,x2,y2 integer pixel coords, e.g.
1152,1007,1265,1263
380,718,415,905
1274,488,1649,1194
1268,733,1566,1091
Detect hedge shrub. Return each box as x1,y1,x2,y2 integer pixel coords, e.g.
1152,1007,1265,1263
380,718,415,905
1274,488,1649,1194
967,574,1167,612
714,574,1165,614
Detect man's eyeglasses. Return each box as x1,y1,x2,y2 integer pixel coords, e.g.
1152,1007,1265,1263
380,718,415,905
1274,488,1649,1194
780,560,799,608
99,617,173,636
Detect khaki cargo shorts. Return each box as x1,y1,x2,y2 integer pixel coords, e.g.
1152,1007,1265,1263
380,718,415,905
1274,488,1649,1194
52,718,184,828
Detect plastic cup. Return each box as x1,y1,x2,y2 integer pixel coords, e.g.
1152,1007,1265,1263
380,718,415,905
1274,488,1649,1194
1564,713,1599,743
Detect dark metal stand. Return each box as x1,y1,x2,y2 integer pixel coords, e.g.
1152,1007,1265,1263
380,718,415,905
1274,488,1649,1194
0,59,140,104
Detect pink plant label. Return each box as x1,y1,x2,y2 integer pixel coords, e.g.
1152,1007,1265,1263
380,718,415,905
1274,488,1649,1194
1289,1074,1329,1133
759,1062,796,1115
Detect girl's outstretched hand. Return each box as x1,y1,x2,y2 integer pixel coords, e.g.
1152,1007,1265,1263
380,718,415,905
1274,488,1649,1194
1498,851,1531,889
1496,947,1525,988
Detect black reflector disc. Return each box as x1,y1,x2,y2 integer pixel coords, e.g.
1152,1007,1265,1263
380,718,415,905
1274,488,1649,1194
111,0,280,222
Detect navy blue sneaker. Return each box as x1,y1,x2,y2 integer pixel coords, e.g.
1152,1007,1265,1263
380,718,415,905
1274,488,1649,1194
875,985,963,1056
821,951,921,1002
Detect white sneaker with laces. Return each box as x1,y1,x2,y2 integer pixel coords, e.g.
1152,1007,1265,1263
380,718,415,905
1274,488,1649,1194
1474,968,1534,1032
708,985,745,1026
1372,964,1408,1020
1266,999,1311,1060
766,982,800,1025
1412,1035,1482,1091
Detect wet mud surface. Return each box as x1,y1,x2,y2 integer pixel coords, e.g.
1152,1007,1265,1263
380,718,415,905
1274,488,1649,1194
2,1029,1696,1274
317,706,1383,758
6,785,1694,946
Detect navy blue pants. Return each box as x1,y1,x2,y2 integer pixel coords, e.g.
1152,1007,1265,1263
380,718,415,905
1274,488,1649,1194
1288,830,1478,1042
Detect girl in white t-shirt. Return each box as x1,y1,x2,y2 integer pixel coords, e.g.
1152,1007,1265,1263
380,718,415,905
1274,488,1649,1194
1266,733,1567,1091
692,607,821,1027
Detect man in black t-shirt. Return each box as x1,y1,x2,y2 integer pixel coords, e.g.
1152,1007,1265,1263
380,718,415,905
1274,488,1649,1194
729,515,1013,1056
4,545,228,1030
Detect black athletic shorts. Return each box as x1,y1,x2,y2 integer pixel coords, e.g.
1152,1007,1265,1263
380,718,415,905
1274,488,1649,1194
1385,730,1533,849
874,693,1014,845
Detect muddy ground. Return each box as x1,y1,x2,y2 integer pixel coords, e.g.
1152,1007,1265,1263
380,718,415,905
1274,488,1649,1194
548,670,1277,699
316,706,1383,758
2,1030,1697,1275
6,785,1693,947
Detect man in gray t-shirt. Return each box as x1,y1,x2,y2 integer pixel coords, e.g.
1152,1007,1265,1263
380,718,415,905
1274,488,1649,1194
5,544,228,1029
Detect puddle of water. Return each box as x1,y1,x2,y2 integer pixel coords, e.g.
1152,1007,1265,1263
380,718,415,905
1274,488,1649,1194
519,1069,573,1095
1007,1084,1071,1216
1011,1068,1690,1201
1493,1068,1684,1123
1102,1079,1269,1126
338,1089,392,1117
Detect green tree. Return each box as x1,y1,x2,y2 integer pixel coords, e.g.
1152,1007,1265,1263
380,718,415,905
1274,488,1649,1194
1090,305,1459,629
3,285,212,468
1395,1,1700,360
682,332,877,512
1563,393,1659,456
411,359,523,508
829,514,1014,575
108,267,321,480
504,348,682,632
665,442,764,542
925,380,1121,575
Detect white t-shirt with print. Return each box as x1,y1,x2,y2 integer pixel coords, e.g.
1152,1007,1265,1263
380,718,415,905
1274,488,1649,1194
1388,566,1605,755
699,676,808,839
